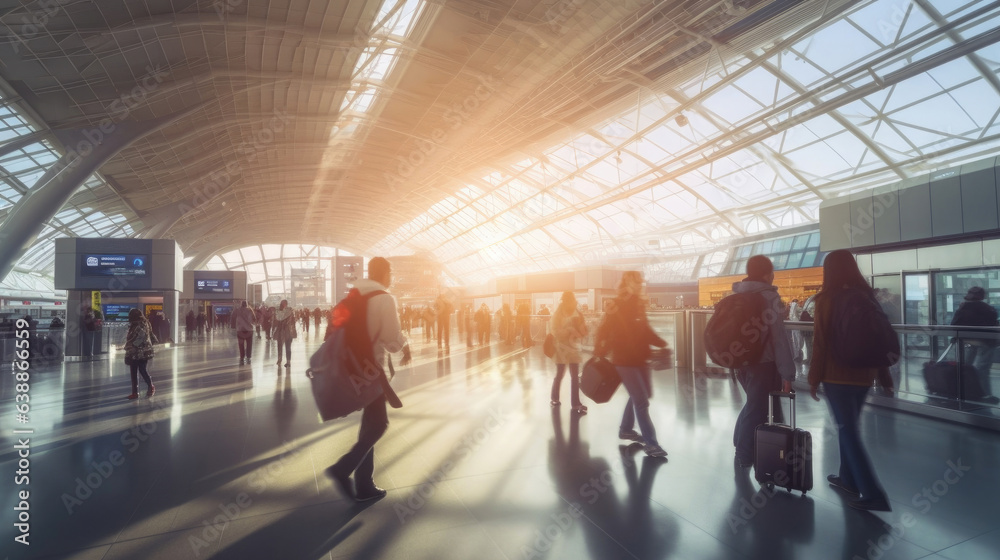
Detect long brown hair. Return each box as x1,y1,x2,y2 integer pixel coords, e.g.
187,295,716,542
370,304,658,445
818,249,872,297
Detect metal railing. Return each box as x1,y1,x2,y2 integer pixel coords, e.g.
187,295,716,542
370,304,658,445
684,308,1000,414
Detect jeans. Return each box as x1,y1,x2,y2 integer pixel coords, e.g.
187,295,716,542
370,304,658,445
824,382,886,501
276,338,292,363
238,334,253,360
129,359,153,392
551,363,581,406
618,366,658,447
733,362,784,464
332,395,388,490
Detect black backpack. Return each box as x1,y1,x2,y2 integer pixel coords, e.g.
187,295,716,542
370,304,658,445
829,288,900,368
704,291,771,368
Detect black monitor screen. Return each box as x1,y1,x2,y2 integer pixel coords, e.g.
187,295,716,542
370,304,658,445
102,304,133,322
195,279,232,294
81,254,149,277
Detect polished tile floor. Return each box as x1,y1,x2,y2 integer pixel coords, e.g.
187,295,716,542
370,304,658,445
1,328,999,560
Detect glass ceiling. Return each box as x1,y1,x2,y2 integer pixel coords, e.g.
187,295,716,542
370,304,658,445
372,0,1000,285
0,94,136,297
206,244,356,301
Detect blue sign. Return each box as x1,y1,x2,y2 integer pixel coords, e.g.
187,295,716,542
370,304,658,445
195,279,232,294
81,254,149,277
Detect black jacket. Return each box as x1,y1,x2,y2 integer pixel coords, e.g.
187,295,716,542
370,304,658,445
951,300,999,328
594,296,666,367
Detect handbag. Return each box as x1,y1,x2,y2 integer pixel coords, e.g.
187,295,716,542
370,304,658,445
580,356,621,403
543,334,556,358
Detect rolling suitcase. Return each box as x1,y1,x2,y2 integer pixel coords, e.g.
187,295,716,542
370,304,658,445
754,391,813,495
581,356,620,403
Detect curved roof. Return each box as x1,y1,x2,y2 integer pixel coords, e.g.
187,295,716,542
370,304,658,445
0,0,999,290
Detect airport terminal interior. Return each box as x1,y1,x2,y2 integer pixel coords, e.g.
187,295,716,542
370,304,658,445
2,0,1000,559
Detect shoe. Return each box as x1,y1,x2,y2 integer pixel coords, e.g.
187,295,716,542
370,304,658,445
618,429,643,442
276,360,282,365
324,466,355,500
550,400,560,407
619,442,644,457
285,363,290,368
849,496,892,512
355,486,387,502
239,358,244,365
828,475,860,497
127,393,139,400
644,444,668,458
572,405,588,415
147,386,155,398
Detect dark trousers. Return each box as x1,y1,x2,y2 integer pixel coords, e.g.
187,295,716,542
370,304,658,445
238,335,253,359
276,338,292,363
520,319,531,347
734,362,784,463
824,382,886,500
551,363,581,406
333,395,388,490
129,359,153,392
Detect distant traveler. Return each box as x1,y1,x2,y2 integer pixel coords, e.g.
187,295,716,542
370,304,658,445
301,308,310,334
809,249,894,511
950,286,998,399
273,300,296,367
517,302,532,348
476,304,491,345
234,301,257,365
196,310,206,339
262,307,273,341
325,257,411,501
435,294,452,352
81,306,101,360
728,255,795,469
185,310,196,341
550,292,589,415
125,308,155,399
594,271,669,458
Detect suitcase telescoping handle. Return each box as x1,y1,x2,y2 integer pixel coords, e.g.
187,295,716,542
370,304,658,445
768,391,796,429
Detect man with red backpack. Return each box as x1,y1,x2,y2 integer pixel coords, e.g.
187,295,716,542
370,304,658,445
325,257,411,501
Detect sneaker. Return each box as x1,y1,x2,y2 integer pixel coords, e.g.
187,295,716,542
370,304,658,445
147,386,155,398
849,496,892,512
827,474,860,497
618,429,643,442
126,393,139,400
644,444,668,458
355,486,387,502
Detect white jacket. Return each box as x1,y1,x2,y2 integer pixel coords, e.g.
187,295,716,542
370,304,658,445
354,278,407,366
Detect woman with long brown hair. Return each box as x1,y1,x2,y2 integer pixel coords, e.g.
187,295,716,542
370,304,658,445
808,249,894,511
595,271,669,458
550,291,589,414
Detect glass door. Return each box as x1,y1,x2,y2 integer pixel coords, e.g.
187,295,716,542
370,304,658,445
903,273,930,325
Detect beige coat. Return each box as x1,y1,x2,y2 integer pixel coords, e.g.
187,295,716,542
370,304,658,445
551,307,587,365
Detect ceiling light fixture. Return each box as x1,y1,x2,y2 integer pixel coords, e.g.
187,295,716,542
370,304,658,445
675,114,689,127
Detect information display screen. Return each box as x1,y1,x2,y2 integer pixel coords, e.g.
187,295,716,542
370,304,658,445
195,279,232,294
102,304,133,322
81,254,149,277
214,305,233,316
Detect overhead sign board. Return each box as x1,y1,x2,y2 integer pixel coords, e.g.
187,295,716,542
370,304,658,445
81,254,149,277
195,279,232,294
